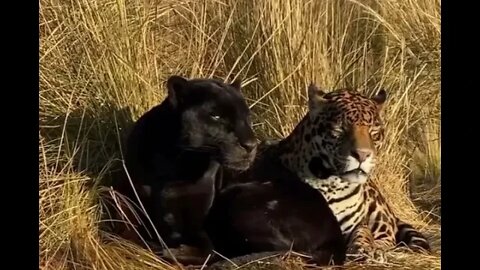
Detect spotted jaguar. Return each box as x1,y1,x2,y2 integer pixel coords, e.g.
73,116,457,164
254,84,431,261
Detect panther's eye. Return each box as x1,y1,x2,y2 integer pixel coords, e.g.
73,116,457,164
210,114,221,121
331,129,342,138
331,124,343,138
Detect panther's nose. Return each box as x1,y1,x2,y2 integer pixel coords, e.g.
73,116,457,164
241,139,257,153
351,148,373,162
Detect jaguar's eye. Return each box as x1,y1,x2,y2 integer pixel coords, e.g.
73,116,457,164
370,127,384,142
210,114,221,121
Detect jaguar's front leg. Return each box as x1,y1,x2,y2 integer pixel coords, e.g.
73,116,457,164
346,224,386,263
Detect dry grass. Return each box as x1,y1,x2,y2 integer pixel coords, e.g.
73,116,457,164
39,0,440,269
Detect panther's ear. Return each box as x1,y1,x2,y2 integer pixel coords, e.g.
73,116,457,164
230,79,242,92
307,82,326,111
166,75,188,107
372,89,387,111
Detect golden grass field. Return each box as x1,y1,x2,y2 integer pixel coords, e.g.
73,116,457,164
39,0,441,269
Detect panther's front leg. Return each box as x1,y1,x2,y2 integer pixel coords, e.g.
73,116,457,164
346,224,386,263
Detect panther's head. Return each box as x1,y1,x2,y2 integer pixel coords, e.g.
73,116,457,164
305,83,387,184
166,75,258,171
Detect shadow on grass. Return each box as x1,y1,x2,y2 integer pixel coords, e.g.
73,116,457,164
40,104,135,185
409,176,441,223
40,103,159,246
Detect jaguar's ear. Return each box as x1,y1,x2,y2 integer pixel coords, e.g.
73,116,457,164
166,75,188,107
230,79,242,92
307,82,326,111
372,89,387,111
